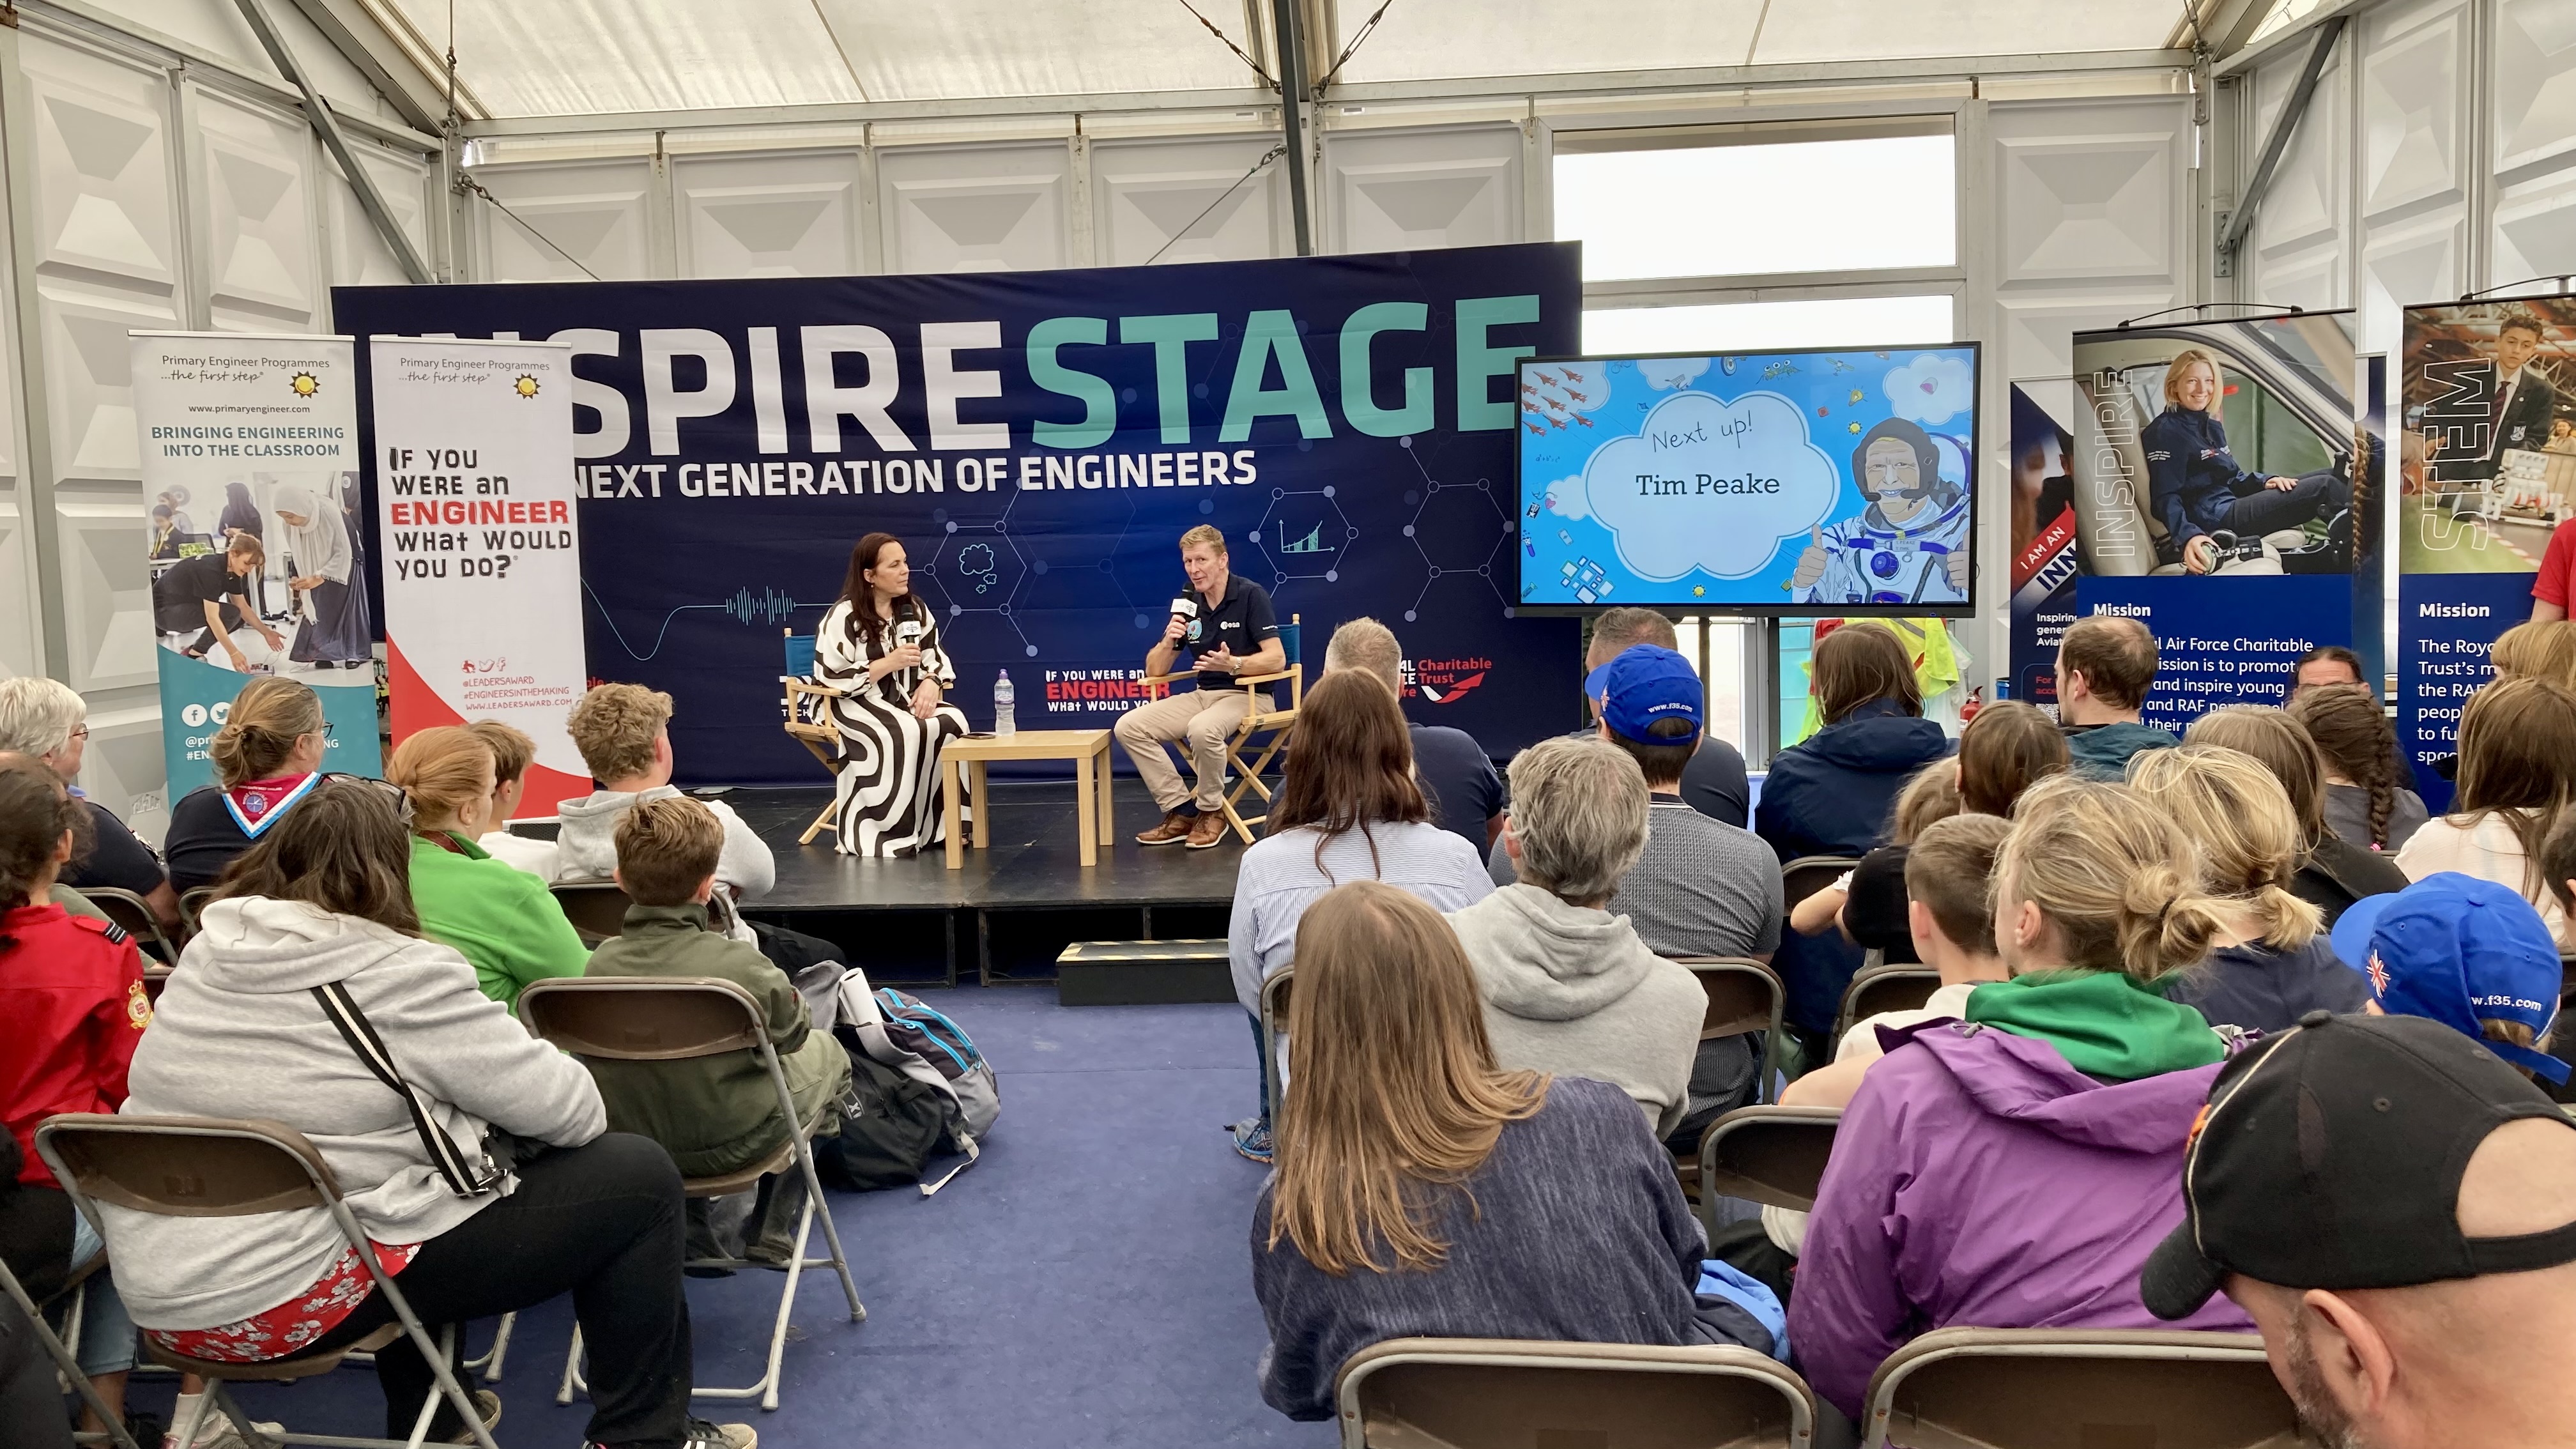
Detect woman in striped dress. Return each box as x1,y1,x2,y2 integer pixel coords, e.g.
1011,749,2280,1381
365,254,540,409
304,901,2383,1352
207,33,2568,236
816,533,969,857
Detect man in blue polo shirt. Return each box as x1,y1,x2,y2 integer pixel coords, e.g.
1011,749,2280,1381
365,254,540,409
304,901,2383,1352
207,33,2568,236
1114,526,1282,850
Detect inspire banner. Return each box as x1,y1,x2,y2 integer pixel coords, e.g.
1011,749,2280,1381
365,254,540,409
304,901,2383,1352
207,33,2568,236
334,244,1584,783
371,337,590,814
131,333,383,795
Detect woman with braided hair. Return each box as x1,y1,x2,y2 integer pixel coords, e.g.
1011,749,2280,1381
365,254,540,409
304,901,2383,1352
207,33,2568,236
2288,684,2426,852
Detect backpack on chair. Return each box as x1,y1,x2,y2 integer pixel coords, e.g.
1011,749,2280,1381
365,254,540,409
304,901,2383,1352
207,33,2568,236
823,969,999,1195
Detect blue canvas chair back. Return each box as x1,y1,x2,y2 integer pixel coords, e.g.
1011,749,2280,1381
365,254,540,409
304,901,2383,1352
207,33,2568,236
783,629,817,678
1276,619,1301,669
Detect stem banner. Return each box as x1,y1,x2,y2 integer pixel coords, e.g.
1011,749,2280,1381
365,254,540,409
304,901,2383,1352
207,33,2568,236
369,337,590,815
131,332,382,795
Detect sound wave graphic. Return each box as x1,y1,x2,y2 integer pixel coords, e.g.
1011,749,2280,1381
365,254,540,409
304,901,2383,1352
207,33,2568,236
721,586,801,626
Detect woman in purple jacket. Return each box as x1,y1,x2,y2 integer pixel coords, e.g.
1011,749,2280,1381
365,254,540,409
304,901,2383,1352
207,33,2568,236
1787,775,2257,1419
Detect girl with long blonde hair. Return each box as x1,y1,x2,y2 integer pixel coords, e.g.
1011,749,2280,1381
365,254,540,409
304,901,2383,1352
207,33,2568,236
383,725,588,1011
1252,881,1771,1421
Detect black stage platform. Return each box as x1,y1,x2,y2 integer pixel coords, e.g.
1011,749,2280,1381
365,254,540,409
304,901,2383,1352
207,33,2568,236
711,779,1242,986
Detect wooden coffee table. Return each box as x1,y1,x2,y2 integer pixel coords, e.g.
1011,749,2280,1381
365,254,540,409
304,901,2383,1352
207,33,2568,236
939,728,1116,870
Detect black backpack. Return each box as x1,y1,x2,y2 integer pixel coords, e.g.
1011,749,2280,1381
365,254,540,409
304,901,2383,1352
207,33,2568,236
814,1050,948,1192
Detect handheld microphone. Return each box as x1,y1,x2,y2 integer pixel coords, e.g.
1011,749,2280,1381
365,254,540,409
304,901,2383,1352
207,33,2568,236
1169,597,1199,631
894,618,924,646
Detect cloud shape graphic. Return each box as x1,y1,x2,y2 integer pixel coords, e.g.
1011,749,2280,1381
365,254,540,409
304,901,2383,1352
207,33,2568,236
1637,356,1711,391
1583,390,1839,581
1544,473,1591,521
1883,352,1974,425
1521,360,1611,419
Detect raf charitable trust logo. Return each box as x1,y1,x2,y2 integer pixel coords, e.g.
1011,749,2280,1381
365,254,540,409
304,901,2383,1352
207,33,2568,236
1407,656,1492,705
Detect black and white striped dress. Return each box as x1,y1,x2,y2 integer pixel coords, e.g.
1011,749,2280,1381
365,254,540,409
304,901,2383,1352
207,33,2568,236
815,597,970,857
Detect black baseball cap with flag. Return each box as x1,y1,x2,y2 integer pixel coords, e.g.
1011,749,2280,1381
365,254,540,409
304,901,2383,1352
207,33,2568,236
2141,1010,2576,1321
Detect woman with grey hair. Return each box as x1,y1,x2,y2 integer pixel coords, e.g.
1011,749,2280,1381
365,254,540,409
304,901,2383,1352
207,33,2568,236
1445,735,1706,1135
0,676,178,927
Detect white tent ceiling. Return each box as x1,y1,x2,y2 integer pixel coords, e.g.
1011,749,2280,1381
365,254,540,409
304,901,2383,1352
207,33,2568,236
367,0,2204,120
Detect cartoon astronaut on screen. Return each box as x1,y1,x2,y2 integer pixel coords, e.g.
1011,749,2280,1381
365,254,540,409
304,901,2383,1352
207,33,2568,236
1789,417,1972,606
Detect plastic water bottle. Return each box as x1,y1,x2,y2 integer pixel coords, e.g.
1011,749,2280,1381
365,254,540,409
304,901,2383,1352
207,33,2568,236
993,669,1016,735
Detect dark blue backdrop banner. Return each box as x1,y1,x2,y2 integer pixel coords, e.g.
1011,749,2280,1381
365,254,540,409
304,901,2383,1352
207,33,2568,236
333,243,1584,785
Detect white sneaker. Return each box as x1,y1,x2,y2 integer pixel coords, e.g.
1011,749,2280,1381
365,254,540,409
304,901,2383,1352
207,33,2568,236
163,1418,286,1449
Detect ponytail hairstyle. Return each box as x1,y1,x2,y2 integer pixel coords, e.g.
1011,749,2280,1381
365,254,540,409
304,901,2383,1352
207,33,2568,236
383,726,498,835
208,676,323,788
2126,744,2324,950
1956,698,2069,817
0,755,89,920
1994,774,2232,983
2288,685,2405,848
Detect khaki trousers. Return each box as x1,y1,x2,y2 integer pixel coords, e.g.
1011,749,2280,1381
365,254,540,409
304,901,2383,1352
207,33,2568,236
1114,687,1266,812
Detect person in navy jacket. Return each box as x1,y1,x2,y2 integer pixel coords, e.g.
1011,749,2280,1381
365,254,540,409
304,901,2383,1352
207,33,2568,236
2142,348,2349,574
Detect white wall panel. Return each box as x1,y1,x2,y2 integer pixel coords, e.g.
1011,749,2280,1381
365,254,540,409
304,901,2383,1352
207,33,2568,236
470,160,654,281
2495,0,2576,176
1994,114,2181,283
1322,125,1522,255
877,144,1070,273
22,39,178,295
325,142,434,290
0,486,36,683
2247,47,2350,308
674,151,863,279
1091,137,1285,267
2361,4,2463,217
194,90,321,326
54,489,155,692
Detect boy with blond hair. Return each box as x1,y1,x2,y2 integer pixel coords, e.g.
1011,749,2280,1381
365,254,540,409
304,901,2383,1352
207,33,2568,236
555,683,775,931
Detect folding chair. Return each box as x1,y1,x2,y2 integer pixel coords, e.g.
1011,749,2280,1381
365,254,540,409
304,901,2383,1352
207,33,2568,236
1696,1106,1841,1244
780,627,845,847
77,886,181,967
1779,855,1864,913
549,879,636,943
519,977,864,1413
0,1250,143,1449
1140,614,1304,844
178,887,217,934
34,1114,498,1449
1831,963,1945,1047
1666,956,1786,1199
1334,1336,1819,1449
1859,1327,2295,1449
1259,968,1294,1132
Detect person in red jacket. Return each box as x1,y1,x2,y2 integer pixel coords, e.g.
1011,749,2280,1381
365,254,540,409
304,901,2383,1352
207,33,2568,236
0,755,147,1441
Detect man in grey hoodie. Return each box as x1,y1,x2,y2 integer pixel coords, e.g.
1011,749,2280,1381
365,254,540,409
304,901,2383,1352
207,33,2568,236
1448,736,1706,1137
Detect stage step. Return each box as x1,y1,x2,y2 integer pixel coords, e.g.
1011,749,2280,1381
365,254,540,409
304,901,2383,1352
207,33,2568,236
1055,939,1234,1006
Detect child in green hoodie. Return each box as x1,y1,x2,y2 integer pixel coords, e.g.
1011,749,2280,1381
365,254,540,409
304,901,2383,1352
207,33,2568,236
583,796,850,1263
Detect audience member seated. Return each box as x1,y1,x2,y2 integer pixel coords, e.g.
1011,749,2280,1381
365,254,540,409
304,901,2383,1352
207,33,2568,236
2184,707,2409,925
0,758,148,1442
2395,677,2576,947
1497,647,1784,1142
1324,617,1503,850
2142,1012,2576,1449
1789,760,1958,967
1956,698,2071,817
2288,684,2427,852
100,779,753,1449
2489,617,2576,691
162,676,328,893
1788,776,2253,1420
2288,643,2372,699
1581,608,1752,827
465,719,556,877
1251,882,1775,1422
2128,744,2368,1032
2329,873,2566,1087
1755,622,1949,1040
1448,737,1703,1136
2055,615,2179,778
0,677,180,930
1228,670,1492,1163
584,796,850,1264
557,683,776,942
385,726,588,1012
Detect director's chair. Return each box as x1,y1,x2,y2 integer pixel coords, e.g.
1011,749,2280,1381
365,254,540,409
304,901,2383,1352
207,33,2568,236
1141,614,1304,844
781,627,845,845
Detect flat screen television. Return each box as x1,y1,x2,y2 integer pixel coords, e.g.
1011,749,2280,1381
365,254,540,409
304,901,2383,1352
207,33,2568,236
1514,343,1981,615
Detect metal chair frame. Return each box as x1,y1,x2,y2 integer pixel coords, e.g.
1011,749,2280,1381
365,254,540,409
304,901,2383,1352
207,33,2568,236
519,976,864,1413
1831,963,1947,1048
1779,855,1866,913
0,1251,144,1449
781,627,845,846
1671,956,1788,1106
1858,1327,2292,1449
548,880,636,943
1334,1336,1819,1449
34,1114,498,1449
1259,968,1294,1133
1139,614,1304,845
1695,1105,1843,1245
77,885,181,967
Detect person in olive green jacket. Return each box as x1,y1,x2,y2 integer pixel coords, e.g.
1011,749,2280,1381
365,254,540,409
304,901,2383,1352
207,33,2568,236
386,726,588,1011
586,795,850,1264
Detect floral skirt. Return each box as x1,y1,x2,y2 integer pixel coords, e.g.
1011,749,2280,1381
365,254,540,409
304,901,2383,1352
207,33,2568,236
144,1240,418,1363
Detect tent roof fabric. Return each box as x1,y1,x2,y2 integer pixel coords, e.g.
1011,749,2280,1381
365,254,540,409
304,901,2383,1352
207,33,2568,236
383,0,2193,119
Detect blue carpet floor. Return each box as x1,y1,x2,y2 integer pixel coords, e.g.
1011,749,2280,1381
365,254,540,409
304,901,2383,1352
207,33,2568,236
131,990,1335,1449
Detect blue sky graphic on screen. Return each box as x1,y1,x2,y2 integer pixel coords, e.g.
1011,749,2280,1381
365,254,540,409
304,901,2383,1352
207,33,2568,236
1517,346,1978,610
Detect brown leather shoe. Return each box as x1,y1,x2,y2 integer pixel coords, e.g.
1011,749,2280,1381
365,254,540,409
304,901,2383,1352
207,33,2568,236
1186,811,1231,849
1135,810,1194,845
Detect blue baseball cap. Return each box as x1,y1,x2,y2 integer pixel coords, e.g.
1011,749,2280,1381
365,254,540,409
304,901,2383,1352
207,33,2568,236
1585,645,1703,747
2330,873,2569,1085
